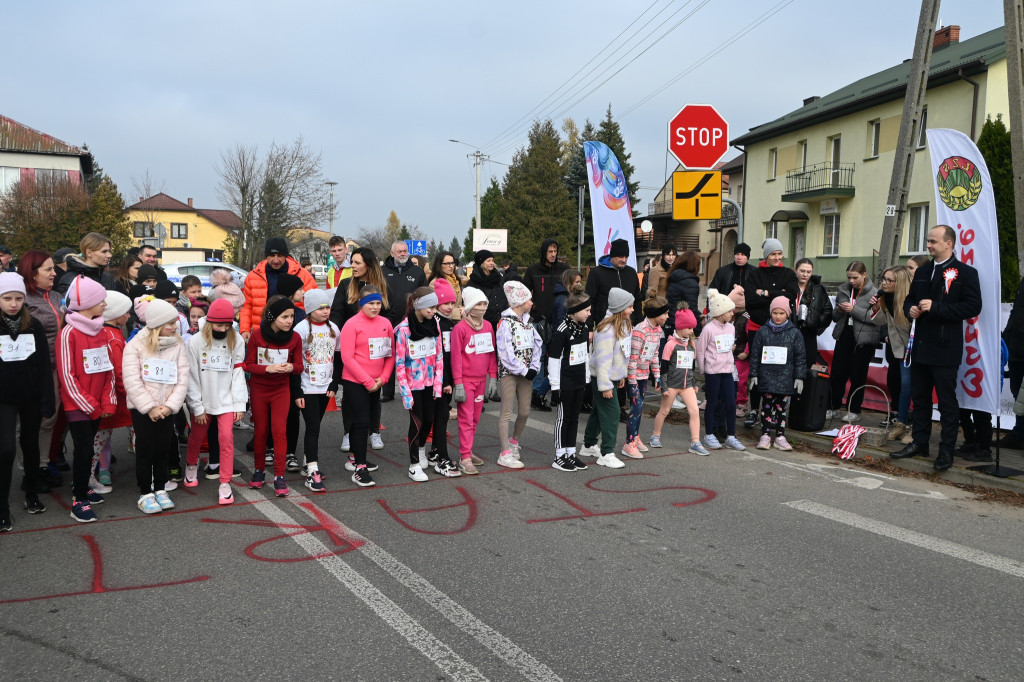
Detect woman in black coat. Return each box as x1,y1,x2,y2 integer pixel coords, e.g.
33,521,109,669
792,258,833,367
662,251,701,336
468,251,507,330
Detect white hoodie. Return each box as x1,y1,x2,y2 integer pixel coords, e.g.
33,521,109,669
186,330,248,416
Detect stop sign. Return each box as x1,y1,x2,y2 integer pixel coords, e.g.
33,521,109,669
668,104,729,169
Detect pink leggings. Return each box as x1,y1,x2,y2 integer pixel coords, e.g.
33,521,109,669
187,412,235,484
456,377,486,459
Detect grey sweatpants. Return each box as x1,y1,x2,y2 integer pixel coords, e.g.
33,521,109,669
498,375,532,453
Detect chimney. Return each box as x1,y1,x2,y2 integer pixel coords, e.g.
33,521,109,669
934,25,960,50
803,96,820,106
187,197,193,208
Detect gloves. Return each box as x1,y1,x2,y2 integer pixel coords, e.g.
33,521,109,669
749,376,758,389
524,368,538,381
550,389,561,406
794,379,804,395
486,377,499,401
454,384,467,403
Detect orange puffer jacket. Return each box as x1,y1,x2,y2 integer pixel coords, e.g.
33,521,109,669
240,257,317,334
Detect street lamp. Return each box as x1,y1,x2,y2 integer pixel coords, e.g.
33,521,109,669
450,139,485,234
324,180,338,237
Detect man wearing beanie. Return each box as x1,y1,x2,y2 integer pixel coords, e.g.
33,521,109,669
523,239,569,410
240,237,316,340
585,237,642,325
709,243,752,312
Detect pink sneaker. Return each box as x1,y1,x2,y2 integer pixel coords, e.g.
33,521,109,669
756,435,771,450
621,441,643,459
774,436,793,451
633,437,649,453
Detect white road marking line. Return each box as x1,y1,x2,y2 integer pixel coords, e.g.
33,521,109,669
290,499,563,682
785,500,1024,579
235,487,488,681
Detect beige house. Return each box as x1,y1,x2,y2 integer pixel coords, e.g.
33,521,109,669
126,193,240,264
731,25,1007,282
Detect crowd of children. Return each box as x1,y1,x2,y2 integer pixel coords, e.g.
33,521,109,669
0,253,819,531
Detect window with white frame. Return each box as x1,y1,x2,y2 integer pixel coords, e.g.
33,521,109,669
906,204,929,253
823,215,840,256
869,120,881,157
768,148,777,179
0,167,18,194
764,221,779,240
134,221,155,238
917,108,928,148
171,223,188,239
798,140,808,171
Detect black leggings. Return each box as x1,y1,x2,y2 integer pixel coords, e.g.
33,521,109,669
69,419,100,500
407,389,436,464
830,328,874,413
0,402,43,514
554,386,585,451
343,385,381,436
430,390,452,459
342,380,378,467
300,394,331,463
131,410,175,494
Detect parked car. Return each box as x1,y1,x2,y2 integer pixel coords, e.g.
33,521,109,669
162,262,248,295
309,264,328,283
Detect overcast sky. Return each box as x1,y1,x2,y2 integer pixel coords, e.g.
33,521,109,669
5,0,1006,249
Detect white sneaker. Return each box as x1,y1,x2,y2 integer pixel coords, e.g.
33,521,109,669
89,475,112,495
163,480,178,491
842,412,861,423
672,396,686,410
370,433,384,450
340,434,351,452
595,452,626,469
497,452,525,469
825,409,836,419
137,493,161,514
509,441,522,460
408,465,429,482
579,444,601,458
218,482,234,505
154,490,174,510
417,447,429,470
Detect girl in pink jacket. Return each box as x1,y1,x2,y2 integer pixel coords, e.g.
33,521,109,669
695,290,745,452
450,287,498,475
123,298,190,514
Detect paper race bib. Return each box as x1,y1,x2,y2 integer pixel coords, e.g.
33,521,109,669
569,342,588,366
307,363,332,386
618,337,631,358
368,337,391,359
641,341,658,361
761,346,788,365
472,333,494,354
676,349,694,369
513,327,534,350
82,346,113,374
257,348,289,366
0,335,36,362
408,337,434,360
142,357,177,384
200,350,231,372
714,334,735,354
442,331,451,353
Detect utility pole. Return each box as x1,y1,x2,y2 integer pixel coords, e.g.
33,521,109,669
449,139,488,232
578,186,585,271
877,0,941,271
325,180,338,237
1005,0,1024,277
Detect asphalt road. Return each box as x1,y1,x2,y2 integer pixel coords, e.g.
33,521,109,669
2,398,1023,681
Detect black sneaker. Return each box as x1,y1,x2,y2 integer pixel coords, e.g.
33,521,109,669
305,470,327,492
344,455,378,472
569,454,588,470
0,514,11,532
87,490,105,505
70,499,97,523
434,458,462,478
286,454,301,472
204,465,221,480
743,411,758,428
352,466,376,487
168,467,183,482
24,495,46,514
552,456,575,472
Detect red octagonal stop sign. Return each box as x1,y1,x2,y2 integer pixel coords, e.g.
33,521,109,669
668,104,729,169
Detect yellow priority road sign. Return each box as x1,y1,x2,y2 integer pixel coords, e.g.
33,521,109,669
672,170,722,220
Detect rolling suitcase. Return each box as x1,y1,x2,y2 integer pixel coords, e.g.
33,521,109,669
788,369,829,432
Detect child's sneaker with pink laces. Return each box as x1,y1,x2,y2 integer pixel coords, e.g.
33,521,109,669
773,436,793,451
621,441,643,459
633,437,649,453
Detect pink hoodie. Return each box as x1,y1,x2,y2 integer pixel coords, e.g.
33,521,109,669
451,318,497,382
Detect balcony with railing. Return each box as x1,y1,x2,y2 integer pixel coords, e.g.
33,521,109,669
781,161,856,202
647,198,673,216
708,202,739,231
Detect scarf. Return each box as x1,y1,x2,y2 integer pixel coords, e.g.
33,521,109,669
767,318,790,332
470,266,502,288
65,311,104,336
2,313,20,335
444,273,461,296
407,310,439,342
259,319,294,345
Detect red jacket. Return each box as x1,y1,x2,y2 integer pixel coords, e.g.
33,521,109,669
240,257,317,334
56,315,117,420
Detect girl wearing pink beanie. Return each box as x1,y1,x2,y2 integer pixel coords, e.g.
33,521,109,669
651,303,708,455
748,296,805,451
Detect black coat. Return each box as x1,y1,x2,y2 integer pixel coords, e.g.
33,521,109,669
708,262,751,300
664,268,700,336
0,316,55,416
522,238,568,322
585,256,641,325
1003,278,1024,359
745,264,799,326
381,257,426,326
795,275,834,336
468,266,506,330
330,278,392,330
55,255,116,295
904,256,982,366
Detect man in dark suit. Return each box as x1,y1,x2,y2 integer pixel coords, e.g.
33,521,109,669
892,225,982,471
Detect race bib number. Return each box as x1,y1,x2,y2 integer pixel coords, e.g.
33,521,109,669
200,350,231,372
513,327,534,350
641,341,658,361
368,337,391,359
761,346,788,365
142,357,177,385
82,346,113,374
569,342,588,366
472,333,494,354
0,335,36,362
408,337,434,360
442,331,451,353
676,349,694,369
618,337,631,358
258,348,289,366
307,363,332,386
714,334,735,354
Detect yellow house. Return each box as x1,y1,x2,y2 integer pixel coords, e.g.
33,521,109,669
126,193,241,264
731,25,1007,282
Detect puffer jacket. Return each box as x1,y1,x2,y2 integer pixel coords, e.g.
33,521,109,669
832,280,881,347
122,331,190,415
25,287,63,365
749,321,806,395
794,275,833,336
591,315,631,392
240,257,317,334
664,267,700,336
55,255,116,295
